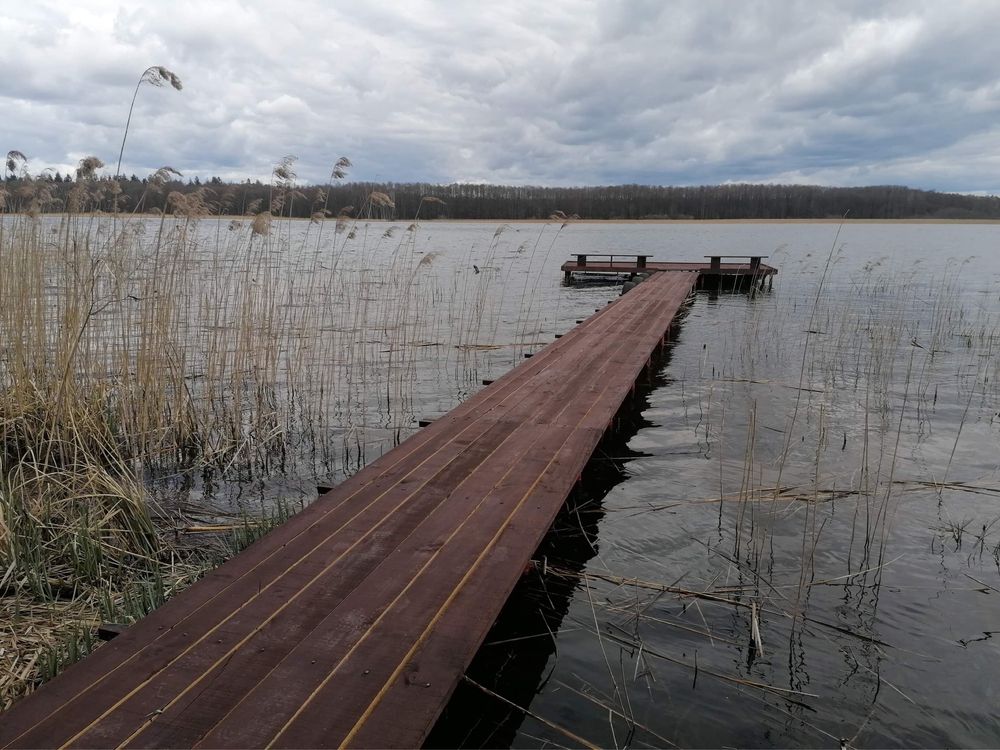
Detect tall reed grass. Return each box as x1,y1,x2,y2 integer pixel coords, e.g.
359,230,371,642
0,149,574,706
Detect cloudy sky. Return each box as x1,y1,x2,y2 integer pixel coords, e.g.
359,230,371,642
3,0,1000,191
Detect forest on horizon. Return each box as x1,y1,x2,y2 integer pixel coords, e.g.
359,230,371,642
3,172,999,221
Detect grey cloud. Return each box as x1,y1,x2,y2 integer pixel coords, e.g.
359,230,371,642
2,0,999,192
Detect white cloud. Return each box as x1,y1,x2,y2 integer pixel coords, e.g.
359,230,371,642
2,0,999,192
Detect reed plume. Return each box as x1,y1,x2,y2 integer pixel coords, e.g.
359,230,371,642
115,66,184,179
5,150,27,177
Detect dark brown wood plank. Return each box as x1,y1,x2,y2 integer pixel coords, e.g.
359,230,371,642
344,425,607,749
272,438,596,747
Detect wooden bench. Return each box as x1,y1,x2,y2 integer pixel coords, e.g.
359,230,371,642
703,254,768,271
575,253,649,269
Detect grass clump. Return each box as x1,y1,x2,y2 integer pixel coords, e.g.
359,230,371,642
0,378,204,708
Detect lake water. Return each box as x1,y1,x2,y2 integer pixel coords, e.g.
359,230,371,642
396,221,1000,748
27,217,1000,747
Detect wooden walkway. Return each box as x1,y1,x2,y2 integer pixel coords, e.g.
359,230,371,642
1,270,701,749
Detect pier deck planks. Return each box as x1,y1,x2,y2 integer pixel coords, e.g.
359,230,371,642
1,271,700,750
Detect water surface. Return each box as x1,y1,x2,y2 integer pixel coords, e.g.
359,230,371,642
414,221,1000,748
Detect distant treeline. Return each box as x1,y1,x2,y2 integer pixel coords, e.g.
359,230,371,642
3,173,999,220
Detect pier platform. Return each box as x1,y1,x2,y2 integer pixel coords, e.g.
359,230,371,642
561,253,778,289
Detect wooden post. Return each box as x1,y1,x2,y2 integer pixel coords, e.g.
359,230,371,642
750,256,761,271
710,255,721,271
636,255,647,269
576,254,587,267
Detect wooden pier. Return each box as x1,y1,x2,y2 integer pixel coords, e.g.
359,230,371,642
0,260,771,749
562,253,778,289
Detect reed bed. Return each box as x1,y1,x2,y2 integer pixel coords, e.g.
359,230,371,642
0,157,575,707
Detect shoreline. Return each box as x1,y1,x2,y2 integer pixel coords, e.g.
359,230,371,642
20,214,1000,225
